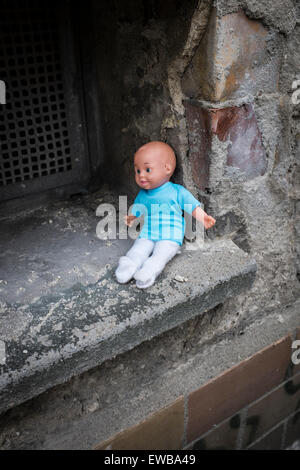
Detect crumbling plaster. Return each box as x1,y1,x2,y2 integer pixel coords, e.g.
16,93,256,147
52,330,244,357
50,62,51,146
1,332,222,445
164,0,300,323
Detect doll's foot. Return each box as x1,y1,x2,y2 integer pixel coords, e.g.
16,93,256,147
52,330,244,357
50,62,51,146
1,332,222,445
135,278,155,289
134,267,156,289
115,256,138,284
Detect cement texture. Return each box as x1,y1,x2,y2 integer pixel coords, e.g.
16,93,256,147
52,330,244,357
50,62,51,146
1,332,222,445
0,225,256,416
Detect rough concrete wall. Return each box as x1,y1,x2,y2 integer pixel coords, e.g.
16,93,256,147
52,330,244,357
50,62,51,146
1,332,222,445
279,0,300,285
215,0,296,34
178,0,300,326
91,0,199,193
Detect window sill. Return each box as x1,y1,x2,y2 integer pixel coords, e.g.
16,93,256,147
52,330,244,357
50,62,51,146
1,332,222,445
0,237,256,415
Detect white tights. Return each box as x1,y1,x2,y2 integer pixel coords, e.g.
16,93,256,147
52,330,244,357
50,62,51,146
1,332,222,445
115,238,180,289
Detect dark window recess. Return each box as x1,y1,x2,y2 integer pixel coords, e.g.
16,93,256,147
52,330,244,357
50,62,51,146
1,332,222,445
0,0,89,201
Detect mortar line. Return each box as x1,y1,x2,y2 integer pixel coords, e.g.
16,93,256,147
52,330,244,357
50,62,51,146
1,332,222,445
236,407,248,450
182,394,189,449
245,409,300,450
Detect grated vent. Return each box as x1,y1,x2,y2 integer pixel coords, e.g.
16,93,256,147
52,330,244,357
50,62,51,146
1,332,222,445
0,0,73,189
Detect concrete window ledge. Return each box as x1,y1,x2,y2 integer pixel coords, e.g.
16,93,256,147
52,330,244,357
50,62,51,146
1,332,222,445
0,234,257,416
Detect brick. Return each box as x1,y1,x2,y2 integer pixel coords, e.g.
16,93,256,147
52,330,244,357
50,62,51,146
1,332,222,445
187,335,292,443
243,376,300,447
184,101,267,190
182,8,279,102
191,413,241,450
94,397,184,450
210,103,267,178
247,424,284,450
284,411,300,448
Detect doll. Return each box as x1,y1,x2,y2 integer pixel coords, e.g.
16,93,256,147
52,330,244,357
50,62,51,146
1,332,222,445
115,141,216,289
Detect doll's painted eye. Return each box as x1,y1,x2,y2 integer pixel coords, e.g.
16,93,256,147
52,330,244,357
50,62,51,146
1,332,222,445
146,168,151,173
136,169,141,174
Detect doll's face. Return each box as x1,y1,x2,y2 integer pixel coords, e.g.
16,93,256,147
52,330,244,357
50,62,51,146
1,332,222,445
134,142,176,190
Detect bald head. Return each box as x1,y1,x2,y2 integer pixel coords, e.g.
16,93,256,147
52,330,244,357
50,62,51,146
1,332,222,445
134,141,176,173
133,141,176,190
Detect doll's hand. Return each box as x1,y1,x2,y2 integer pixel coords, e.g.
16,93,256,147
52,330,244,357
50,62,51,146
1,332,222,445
124,214,137,227
204,214,216,230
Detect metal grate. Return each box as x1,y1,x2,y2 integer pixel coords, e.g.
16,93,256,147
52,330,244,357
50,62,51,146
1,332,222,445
0,0,84,197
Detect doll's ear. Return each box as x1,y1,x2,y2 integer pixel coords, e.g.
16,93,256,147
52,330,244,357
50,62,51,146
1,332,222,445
165,162,172,175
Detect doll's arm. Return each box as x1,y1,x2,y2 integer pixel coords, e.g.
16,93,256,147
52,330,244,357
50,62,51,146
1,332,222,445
124,214,138,227
192,206,216,229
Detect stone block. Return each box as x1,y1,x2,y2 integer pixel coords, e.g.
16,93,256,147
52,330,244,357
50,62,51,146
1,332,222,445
182,8,279,102
184,100,267,189
211,103,267,177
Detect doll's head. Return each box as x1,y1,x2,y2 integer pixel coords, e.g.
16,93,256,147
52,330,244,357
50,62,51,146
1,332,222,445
134,141,176,190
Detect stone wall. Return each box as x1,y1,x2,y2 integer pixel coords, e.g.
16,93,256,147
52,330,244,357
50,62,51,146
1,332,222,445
180,0,300,327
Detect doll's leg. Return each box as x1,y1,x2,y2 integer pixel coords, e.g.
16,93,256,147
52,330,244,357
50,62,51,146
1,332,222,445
115,238,154,284
134,240,180,289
